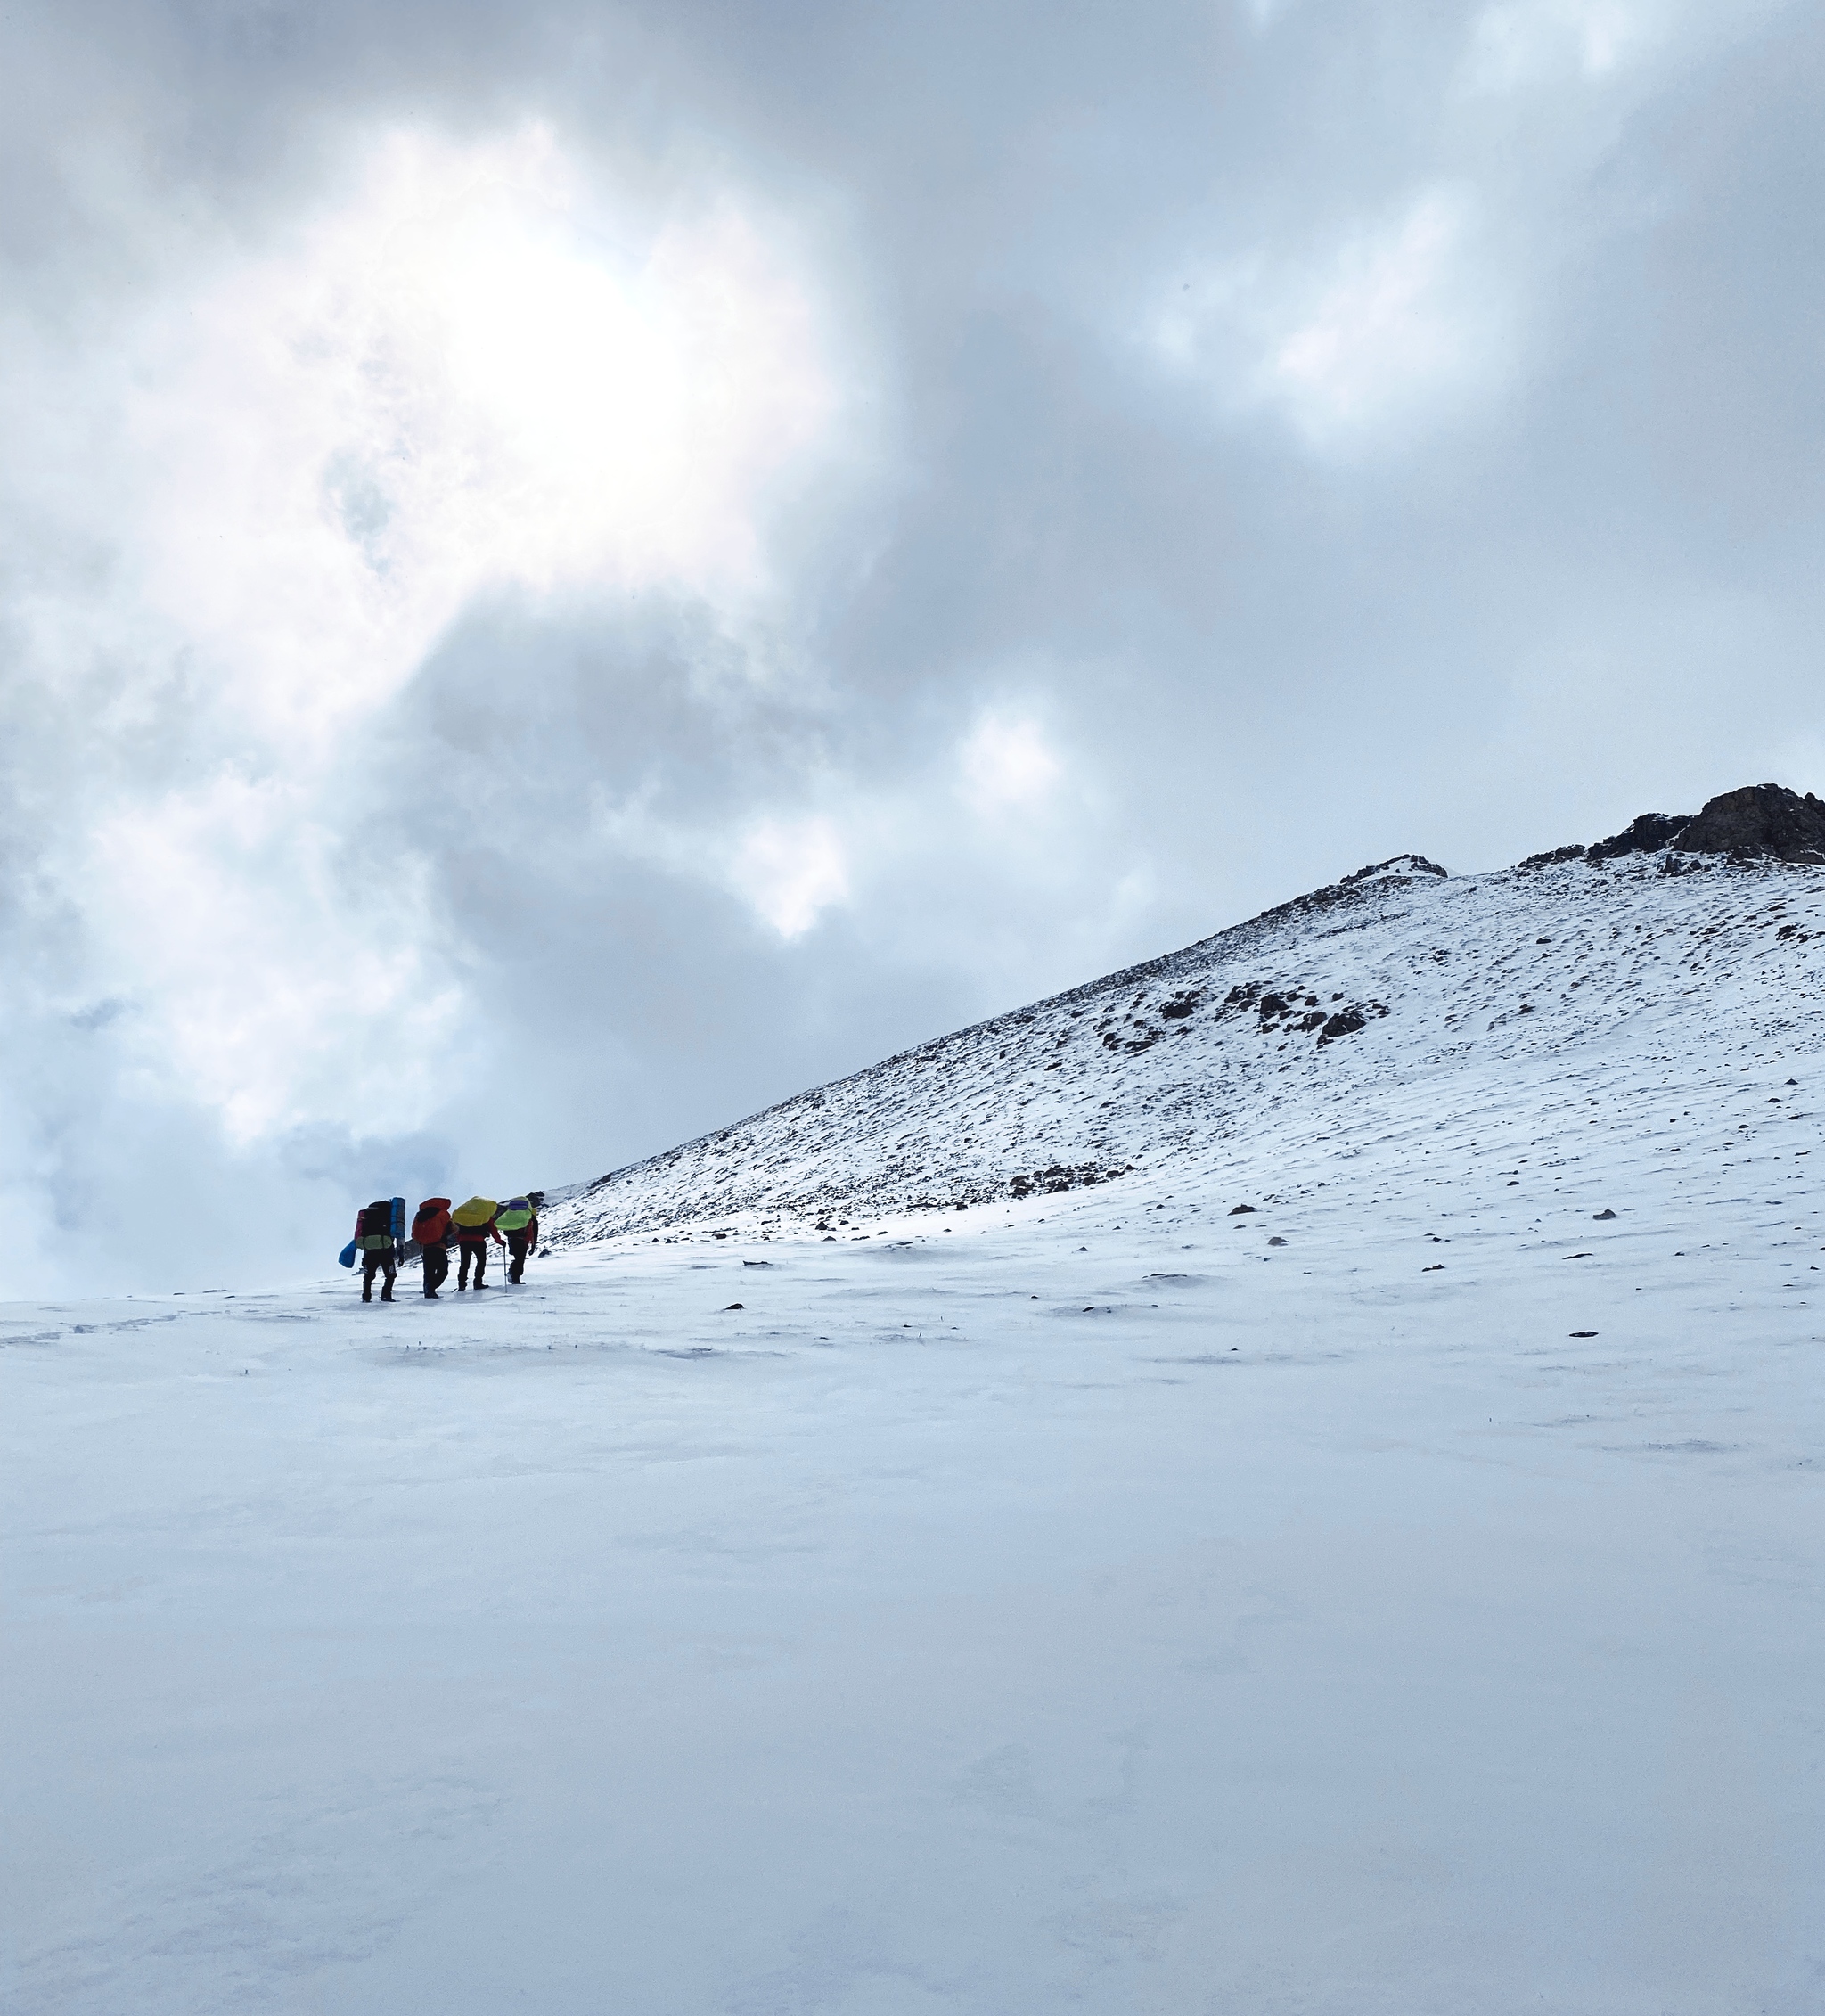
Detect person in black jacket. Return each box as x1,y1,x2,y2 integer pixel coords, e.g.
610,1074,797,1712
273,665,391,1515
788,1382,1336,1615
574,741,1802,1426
354,1201,397,1302
454,1203,504,1290
497,1194,543,1283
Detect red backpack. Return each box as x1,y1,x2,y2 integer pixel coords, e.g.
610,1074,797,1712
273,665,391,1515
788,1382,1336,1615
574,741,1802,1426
413,1199,453,1246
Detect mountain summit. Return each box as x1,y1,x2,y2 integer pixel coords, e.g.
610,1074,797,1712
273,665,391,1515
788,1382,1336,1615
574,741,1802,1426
1534,783,1825,866
543,786,1825,1247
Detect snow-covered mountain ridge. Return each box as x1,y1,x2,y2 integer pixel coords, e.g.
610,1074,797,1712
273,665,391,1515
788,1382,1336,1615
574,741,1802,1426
543,785,1825,1248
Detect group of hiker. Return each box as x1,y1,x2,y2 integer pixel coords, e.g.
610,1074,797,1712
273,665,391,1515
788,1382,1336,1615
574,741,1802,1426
348,1193,544,1302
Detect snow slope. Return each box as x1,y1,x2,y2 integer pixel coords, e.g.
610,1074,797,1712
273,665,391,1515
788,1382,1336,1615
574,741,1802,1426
545,843,1825,1246
5,822,1824,2013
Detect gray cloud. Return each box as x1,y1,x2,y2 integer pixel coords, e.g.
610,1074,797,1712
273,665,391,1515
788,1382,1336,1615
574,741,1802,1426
3,0,1821,1291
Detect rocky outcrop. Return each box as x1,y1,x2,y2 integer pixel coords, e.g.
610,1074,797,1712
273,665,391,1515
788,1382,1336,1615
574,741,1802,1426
1672,784,1825,863
1338,854,1449,885
1587,812,1693,862
1520,786,1825,868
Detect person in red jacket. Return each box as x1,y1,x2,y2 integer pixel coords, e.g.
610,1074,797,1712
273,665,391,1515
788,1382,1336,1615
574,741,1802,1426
455,1204,504,1291
412,1198,454,1299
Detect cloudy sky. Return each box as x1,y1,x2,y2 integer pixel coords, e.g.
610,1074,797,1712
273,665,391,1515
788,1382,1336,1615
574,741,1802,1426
3,0,1821,1291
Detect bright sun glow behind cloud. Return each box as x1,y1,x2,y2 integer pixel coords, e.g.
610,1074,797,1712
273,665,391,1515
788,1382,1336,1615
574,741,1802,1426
117,124,846,749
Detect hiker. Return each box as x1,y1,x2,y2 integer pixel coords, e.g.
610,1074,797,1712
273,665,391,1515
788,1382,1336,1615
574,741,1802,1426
451,1196,504,1290
412,1197,454,1299
497,1194,542,1283
354,1199,397,1303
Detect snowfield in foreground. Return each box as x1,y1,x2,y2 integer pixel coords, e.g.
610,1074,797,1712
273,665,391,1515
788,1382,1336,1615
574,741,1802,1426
6,1063,1822,2012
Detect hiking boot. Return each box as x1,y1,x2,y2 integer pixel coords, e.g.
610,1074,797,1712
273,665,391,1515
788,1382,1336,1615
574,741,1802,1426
424,1290,440,1299
381,1289,393,1302
362,1290,372,1302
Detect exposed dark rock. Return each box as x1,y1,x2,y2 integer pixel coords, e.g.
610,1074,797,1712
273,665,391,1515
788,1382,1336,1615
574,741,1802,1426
1229,1203,1256,1215
1672,784,1825,863
1339,854,1449,884
1236,986,1386,1045
1577,786,1825,866
1587,812,1694,862
1010,1161,1131,1200
1517,843,1588,869
1593,1209,1616,1220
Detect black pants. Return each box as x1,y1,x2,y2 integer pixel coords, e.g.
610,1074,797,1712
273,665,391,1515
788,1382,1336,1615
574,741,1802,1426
362,1251,396,1300
422,1244,450,1296
506,1230,531,1283
457,1240,491,1287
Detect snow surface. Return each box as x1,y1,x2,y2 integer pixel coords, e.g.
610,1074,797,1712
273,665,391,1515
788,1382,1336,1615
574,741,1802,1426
5,848,1823,2012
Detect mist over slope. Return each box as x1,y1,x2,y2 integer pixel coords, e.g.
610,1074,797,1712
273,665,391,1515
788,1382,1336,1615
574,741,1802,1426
542,784,1825,1247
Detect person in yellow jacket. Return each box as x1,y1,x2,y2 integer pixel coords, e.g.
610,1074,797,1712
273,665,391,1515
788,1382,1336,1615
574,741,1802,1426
497,1193,543,1283
451,1197,504,1291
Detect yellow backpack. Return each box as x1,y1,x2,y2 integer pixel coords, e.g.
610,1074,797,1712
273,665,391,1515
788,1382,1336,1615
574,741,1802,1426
452,1196,498,1227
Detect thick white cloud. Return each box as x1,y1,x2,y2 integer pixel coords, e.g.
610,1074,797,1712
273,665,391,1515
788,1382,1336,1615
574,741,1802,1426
959,710,1064,816
1158,184,1510,446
